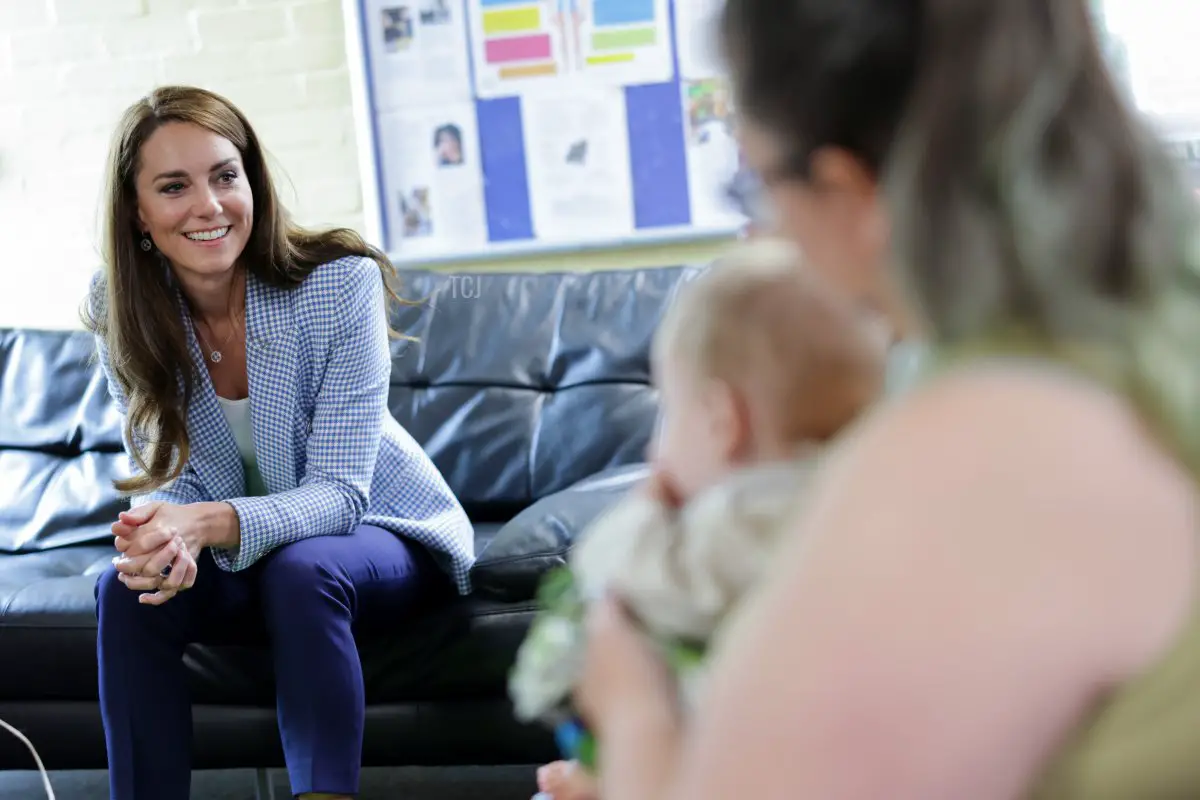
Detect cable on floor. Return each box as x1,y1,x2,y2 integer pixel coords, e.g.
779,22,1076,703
0,717,54,799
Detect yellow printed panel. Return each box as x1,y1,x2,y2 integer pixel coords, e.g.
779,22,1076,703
482,6,542,34
585,52,636,65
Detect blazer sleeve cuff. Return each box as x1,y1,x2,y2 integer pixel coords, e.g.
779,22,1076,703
208,546,240,572
210,490,358,572
210,495,277,572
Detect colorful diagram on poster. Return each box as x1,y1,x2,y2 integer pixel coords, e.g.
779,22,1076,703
354,0,751,260
468,0,674,98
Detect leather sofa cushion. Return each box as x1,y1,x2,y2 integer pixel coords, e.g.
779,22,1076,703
470,463,649,603
0,525,542,706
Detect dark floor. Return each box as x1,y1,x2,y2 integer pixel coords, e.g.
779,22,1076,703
0,765,539,799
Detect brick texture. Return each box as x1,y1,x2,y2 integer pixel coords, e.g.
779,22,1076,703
0,0,363,329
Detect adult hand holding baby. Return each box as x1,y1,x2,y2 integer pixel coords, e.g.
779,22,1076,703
570,461,807,800
573,593,682,800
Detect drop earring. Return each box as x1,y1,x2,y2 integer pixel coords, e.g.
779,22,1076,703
140,236,152,252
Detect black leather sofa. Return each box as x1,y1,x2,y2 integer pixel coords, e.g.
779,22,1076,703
0,264,701,775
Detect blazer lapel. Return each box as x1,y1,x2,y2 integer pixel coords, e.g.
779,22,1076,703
178,292,245,501
245,272,299,495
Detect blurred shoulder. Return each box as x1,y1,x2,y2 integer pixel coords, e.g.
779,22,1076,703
778,358,1197,687
824,359,1196,614
839,359,1187,505
870,358,1150,447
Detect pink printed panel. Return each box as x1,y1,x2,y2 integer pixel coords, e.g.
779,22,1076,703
485,33,552,64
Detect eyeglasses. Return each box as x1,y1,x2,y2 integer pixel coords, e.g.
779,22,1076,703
722,166,776,228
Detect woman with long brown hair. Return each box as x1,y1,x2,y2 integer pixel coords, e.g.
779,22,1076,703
84,85,475,800
570,0,1200,798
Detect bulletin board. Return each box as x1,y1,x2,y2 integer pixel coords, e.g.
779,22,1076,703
342,0,747,264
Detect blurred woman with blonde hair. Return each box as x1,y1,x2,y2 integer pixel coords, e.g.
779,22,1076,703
574,0,1200,797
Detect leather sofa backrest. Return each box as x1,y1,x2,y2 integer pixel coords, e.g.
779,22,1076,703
0,328,130,553
0,265,702,552
385,266,701,520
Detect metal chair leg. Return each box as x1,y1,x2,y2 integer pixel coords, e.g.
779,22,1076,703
254,768,275,800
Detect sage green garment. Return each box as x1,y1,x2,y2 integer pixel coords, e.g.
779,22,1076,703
1026,360,1200,798
928,335,1200,798
1030,608,1200,798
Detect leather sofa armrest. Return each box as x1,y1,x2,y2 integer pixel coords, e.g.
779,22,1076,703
470,464,650,602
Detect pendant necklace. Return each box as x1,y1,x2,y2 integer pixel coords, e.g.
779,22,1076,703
196,313,241,363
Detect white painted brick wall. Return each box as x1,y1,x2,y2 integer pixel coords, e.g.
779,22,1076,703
0,0,363,329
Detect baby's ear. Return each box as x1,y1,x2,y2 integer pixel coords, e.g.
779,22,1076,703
708,377,752,463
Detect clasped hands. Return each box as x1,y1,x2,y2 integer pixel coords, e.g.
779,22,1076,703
111,502,203,606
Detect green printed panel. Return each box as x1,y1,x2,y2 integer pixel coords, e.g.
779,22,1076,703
591,25,656,51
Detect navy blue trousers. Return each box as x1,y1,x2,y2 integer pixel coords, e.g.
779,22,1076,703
95,524,448,799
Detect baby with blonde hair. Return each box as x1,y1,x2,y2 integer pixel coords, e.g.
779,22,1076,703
647,236,887,499
514,238,888,800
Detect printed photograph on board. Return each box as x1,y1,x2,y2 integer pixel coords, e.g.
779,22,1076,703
399,187,433,237
420,0,451,25
433,123,464,166
381,6,414,51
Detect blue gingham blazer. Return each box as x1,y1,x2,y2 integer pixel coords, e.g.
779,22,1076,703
92,256,476,594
